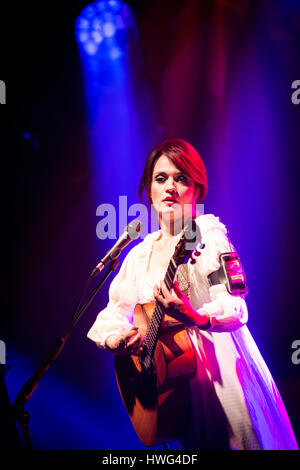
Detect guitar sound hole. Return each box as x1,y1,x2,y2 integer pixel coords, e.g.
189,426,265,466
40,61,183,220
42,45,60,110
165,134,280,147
139,350,153,376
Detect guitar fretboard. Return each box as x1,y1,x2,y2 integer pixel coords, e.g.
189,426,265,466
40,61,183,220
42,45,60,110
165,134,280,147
144,257,178,359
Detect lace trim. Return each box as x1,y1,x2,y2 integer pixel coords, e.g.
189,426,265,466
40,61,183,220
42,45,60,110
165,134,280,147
133,214,227,302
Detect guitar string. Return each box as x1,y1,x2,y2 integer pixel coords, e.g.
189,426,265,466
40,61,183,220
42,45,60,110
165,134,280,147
145,260,178,357
145,289,168,351
147,304,166,357
143,243,190,358
145,307,161,355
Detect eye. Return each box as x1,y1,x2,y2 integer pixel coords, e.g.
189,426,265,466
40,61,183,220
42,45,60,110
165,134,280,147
176,174,189,184
154,174,166,183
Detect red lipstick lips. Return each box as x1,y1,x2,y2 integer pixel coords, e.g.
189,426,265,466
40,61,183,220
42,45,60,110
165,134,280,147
163,196,177,203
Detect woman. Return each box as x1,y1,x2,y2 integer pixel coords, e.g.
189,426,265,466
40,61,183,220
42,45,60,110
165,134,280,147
87,139,298,450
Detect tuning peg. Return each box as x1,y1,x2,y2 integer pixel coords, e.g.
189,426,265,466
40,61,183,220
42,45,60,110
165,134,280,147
189,251,197,264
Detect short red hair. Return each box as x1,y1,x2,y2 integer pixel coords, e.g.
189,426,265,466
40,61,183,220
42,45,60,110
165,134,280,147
138,139,208,205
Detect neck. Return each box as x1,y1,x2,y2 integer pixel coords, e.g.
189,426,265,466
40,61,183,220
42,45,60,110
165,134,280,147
158,211,198,241
159,217,182,239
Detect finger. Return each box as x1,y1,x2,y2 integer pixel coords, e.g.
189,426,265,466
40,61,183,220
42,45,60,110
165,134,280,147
161,283,179,306
153,284,159,295
126,338,144,356
160,280,172,299
126,332,141,348
173,280,185,299
154,284,165,303
124,327,139,340
129,326,139,333
129,339,143,352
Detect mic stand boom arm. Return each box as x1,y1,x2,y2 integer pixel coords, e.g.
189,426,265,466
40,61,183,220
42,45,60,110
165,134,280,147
11,258,120,449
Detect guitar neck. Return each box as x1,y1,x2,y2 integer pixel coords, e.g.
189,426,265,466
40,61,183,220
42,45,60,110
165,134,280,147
144,257,178,359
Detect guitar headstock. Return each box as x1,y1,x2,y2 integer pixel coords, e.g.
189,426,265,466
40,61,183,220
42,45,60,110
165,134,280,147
172,220,201,266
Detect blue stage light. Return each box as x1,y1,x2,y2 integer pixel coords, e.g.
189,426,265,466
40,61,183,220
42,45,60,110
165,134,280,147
75,0,137,58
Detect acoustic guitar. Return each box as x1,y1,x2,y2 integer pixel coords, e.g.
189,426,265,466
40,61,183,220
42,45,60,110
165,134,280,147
114,227,198,446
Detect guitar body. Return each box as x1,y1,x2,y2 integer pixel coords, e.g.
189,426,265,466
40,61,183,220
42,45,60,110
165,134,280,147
114,302,196,446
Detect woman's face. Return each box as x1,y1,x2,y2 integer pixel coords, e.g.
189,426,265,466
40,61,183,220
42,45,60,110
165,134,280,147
150,155,199,221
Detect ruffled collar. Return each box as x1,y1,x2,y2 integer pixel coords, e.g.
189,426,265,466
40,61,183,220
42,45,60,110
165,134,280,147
134,214,224,301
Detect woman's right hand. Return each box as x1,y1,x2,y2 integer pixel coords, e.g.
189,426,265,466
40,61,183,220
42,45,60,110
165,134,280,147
105,326,144,355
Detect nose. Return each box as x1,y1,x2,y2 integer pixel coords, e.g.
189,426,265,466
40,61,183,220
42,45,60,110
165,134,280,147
166,177,177,194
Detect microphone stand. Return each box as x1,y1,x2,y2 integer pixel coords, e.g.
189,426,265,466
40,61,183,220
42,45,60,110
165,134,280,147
10,257,120,450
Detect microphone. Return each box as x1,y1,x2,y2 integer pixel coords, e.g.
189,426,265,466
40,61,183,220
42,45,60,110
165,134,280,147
90,219,142,278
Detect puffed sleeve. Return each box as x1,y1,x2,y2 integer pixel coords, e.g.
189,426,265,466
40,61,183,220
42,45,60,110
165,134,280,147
87,246,139,348
193,215,248,332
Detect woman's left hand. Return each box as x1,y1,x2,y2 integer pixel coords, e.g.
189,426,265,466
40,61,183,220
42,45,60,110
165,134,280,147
154,280,208,327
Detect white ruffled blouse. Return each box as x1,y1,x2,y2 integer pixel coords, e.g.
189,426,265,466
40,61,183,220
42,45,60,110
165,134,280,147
87,214,298,450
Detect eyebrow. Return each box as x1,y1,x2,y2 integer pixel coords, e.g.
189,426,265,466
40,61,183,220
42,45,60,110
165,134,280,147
153,170,186,176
